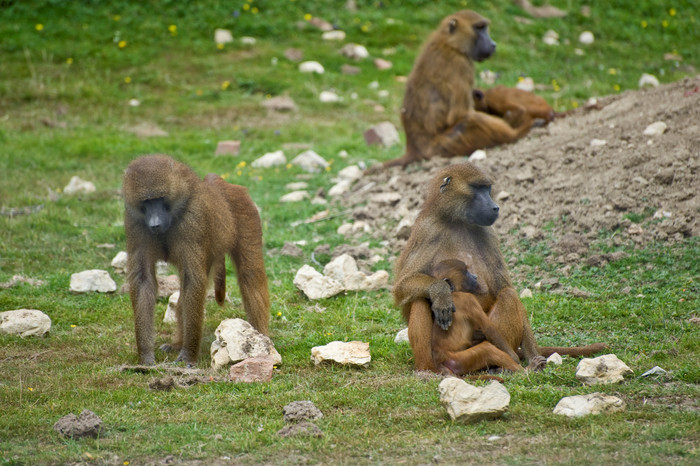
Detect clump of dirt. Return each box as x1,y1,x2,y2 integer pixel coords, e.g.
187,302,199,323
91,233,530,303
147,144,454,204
340,76,699,267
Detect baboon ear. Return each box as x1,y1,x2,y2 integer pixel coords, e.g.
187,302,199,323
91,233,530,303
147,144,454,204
440,176,452,193
448,19,457,34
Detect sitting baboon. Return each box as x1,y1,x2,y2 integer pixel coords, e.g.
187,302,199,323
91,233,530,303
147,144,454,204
380,10,534,169
393,162,607,374
123,154,270,365
473,85,554,128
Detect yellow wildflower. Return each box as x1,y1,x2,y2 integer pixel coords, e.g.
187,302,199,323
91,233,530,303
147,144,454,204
35,24,43,31
118,40,127,48
669,8,676,16
277,312,282,317
236,161,246,169
641,20,648,28
237,170,242,176
608,68,617,75
662,20,669,27
613,84,621,92
66,57,73,65
168,24,177,35
221,80,230,90
252,7,259,14
124,76,131,84
217,43,224,50
572,101,579,109
243,3,250,11
113,15,121,21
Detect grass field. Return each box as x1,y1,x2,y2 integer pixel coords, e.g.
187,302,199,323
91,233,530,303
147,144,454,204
1,1,698,464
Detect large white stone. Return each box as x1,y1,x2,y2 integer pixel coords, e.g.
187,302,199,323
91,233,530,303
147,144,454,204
642,121,667,136
322,30,346,41
576,354,633,385
210,318,281,370
553,393,626,418
323,254,388,291
319,91,340,103
438,378,510,422
394,328,409,344
164,291,179,323
638,73,659,88
69,269,117,293
340,43,369,60
299,61,325,74
64,176,96,195
111,251,128,272
336,165,363,182
290,150,329,173
280,190,309,203
214,28,233,44
252,150,287,168
293,265,344,300
328,180,353,197
0,309,51,337
311,341,370,366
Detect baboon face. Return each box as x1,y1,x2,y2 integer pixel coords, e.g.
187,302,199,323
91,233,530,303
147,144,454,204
444,10,496,61
141,197,172,234
434,165,499,226
465,184,499,226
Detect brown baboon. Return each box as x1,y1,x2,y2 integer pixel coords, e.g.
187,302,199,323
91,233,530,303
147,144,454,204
472,85,554,128
430,259,521,375
381,10,533,169
123,154,270,365
393,162,607,374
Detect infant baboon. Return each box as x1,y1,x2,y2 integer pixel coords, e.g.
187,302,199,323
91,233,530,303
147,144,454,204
123,154,270,365
473,85,554,128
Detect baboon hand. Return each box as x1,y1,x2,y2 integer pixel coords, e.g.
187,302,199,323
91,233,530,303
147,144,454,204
428,280,455,330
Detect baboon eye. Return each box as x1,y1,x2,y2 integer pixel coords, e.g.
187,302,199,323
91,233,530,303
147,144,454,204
440,176,452,193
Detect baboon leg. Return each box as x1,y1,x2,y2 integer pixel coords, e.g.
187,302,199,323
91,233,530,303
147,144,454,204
173,267,208,364
488,286,546,370
231,234,270,336
213,256,226,306
129,252,158,365
434,111,532,157
445,341,522,375
408,300,437,372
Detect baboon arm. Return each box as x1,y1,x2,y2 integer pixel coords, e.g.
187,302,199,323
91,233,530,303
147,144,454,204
407,300,437,372
395,272,454,329
127,248,158,365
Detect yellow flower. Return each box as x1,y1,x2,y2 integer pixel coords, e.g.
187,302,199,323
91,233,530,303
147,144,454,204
35,23,44,31
276,312,282,317
222,173,230,179
608,68,617,75
304,13,312,21
168,24,177,35
71,324,76,328
265,94,271,99
669,8,676,16
217,43,224,50
237,161,247,168
613,84,621,92
361,24,369,32
124,462,130,466
252,7,259,14
196,89,203,96
286,163,292,169
113,15,121,21
66,57,73,65
243,3,250,11
118,40,127,48
28,387,34,391
325,166,331,172
641,20,648,28
124,76,131,84
221,80,230,90
572,101,579,109
662,20,669,27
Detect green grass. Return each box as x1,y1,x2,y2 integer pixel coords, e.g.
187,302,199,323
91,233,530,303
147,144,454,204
1,1,699,464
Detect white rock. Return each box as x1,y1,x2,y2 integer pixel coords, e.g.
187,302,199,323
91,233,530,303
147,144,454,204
214,28,233,44
468,149,487,161
64,176,96,195
338,150,349,158
438,378,510,422
553,393,626,418
337,223,353,235
291,150,329,173
320,91,340,103
336,165,363,182
111,251,128,272
311,341,370,366
280,191,309,203
70,270,117,293
299,61,325,74
261,96,297,112
369,192,402,205
578,31,594,45
543,30,560,46
293,265,344,300
547,352,563,365
340,43,369,59
323,254,388,291
164,291,179,323
322,30,346,41
368,80,379,89
638,73,660,88
240,36,256,45
0,309,51,337
576,354,633,385
394,328,409,344
285,181,308,190
479,69,498,85
642,121,667,136
252,150,286,168
328,180,353,197
516,77,535,92
519,288,533,299
590,139,607,147
363,121,400,147
337,221,370,236
496,191,510,201
128,99,140,107
210,318,281,371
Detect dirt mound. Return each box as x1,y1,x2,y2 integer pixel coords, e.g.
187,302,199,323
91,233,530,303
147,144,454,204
341,76,700,266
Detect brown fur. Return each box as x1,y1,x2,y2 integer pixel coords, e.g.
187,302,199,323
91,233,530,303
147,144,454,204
393,162,607,375
429,260,521,375
473,85,554,128
123,154,270,365
382,10,533,169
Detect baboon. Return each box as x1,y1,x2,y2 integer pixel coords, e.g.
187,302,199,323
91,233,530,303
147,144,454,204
123,154,270,365
393,162,607,374
472,85,554,128
380,10,533,169
430,259,521,375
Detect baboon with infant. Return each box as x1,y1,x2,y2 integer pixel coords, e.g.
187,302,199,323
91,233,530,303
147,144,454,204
381,10,534,169
123,154,270,365
394,162,607,375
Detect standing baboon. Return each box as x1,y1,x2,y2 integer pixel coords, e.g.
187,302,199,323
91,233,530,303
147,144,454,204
380,10,533,169
430,259,521,375
393,162,607,374
123,154,270,365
